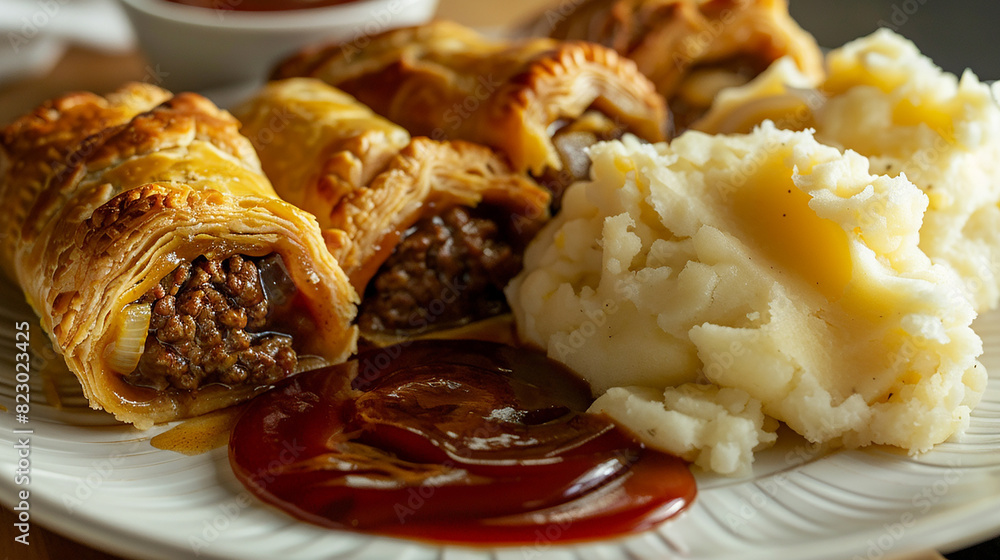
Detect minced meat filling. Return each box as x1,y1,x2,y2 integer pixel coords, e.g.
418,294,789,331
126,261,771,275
358,206,522,334
126,254,297,392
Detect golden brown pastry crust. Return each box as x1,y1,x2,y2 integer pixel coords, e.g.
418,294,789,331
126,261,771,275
0,85,358,428
0,83,172,280
525,0,824,127
272,21,667,175
235,78,551,291
234,78,412,230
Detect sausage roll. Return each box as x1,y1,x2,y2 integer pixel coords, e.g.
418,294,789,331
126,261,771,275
0,84,358,428
235,78,550,338
524,0,824,129
0,83,172,281
271,21,668,201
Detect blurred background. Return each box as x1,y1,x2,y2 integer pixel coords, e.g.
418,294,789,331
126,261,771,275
1,0,999,124
440,0,1000,79
789,0,1000,79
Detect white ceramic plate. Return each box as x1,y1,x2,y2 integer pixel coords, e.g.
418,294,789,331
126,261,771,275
1,273,998,560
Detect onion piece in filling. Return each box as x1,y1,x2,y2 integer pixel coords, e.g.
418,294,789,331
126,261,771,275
120,253,306,392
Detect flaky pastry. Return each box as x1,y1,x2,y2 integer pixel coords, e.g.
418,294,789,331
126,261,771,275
272,21,667,183
524,0,823,128
0,84,358,428
236,78,550,336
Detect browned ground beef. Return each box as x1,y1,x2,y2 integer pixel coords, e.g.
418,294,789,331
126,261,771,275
127,254,297,391
357,206,522,334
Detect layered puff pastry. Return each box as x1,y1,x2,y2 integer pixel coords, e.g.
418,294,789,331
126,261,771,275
235,78,550,337
524,0,823,128
271,21,668,200
0,83,358,428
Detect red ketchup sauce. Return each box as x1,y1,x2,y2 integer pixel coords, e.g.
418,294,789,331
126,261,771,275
162,0,362,11
229,340,695,544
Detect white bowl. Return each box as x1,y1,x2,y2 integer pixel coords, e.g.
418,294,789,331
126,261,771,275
117,0,438,92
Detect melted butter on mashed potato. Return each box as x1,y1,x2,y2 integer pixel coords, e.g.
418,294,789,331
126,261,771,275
695,29,1000,312
505,123,986,476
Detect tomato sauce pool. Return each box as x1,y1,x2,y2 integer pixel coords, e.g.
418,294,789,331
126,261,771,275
228,340,695,544
162,0,363,11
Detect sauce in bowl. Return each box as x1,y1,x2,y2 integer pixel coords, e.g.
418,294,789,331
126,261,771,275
229,340,695,544
162,0,364,11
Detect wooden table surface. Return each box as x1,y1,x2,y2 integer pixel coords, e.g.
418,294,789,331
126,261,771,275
0,1,994,559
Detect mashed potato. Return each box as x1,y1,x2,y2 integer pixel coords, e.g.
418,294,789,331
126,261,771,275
506,124,986,475
695,29,1000,312
592,385,778,477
